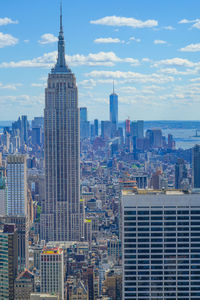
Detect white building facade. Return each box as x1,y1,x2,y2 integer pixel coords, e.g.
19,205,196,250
40,247,64,299
7,155,27,216
122,191,200,300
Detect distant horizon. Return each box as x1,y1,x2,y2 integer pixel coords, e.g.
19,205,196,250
1,119,200,122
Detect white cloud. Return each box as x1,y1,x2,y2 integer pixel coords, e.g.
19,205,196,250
86,70,174,84
192,21,200,29
39,33,58,44
0,32,18,48
0,94,44,107
120,86,137,93
90,16,158,28
154,39,167,44
178,19,198,24
190,77,200,82
178,18,200,29
79,79,97,89
0,17,18,26
153,57,196,68
142,58,151,63
158,67,197,76
31,83,45,87
0,51,139,68
67,52,139,66
94,37,123,44
0,51,57,68
180,43,200,52
129,36,141,42
163,26,175,30
0,82,21,90
79,78,119,89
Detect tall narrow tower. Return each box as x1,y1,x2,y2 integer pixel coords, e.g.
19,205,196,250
41,4,82,242
109,82,118,135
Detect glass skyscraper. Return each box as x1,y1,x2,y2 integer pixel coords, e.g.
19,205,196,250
192,144,200,188
109,84,118,132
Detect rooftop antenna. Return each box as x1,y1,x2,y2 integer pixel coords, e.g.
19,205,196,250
60,0,63,32
113,80,115,94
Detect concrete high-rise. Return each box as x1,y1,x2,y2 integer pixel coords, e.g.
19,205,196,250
80,107,90,139
192,144,200,188
0,215,29,272
41,5,82,241
101,121,112,140
94,119,98,137
7,155,27,217
80,107,87,123
21,115,28,145
175,158,187,189
0,166,7,215
40,247,64,299
122,190,200,300
14,269,34,300
137,120,144,138
0,223,18,300
109,83,118,133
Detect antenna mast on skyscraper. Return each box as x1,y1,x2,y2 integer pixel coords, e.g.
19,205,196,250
113,80,115,94
60,0,63,32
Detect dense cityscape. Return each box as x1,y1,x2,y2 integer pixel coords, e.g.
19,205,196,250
1,2,200,300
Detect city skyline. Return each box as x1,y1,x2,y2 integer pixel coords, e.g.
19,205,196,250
1,0,200,120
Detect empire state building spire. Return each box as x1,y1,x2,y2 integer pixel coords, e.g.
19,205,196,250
52,2,71,73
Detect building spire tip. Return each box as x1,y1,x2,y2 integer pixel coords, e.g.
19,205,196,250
60,0,63,32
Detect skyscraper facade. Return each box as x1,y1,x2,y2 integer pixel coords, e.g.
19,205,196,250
80,107,90,139
109,84,118,133
7,155,27,217
192,144,200,188
0,223,18,299
40,247,64,299
175,158,187,189
94,119,99,137
0,167,7,216
80,107,87,123
122,191,200,300
137,120,144,139
0,215,29,272
101,121,112,140
21,115,28,145
41,6,82,241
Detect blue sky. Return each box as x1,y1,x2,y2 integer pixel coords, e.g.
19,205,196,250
1,0,200,121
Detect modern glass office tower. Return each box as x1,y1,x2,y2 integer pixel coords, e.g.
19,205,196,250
122,190,200,300
40,5,82,242
192,144,200,188
109,83,118,133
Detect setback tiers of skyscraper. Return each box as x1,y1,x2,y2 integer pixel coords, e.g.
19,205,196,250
40,5,83,242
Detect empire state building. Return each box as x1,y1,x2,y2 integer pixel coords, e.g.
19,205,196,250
41,5,83,241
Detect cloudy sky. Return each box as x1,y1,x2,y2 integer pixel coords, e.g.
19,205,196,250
1,0,200,121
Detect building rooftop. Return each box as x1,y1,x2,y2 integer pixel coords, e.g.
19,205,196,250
41,247,63,255
16,269,34,281
122,189,190,196
122,190,200,206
